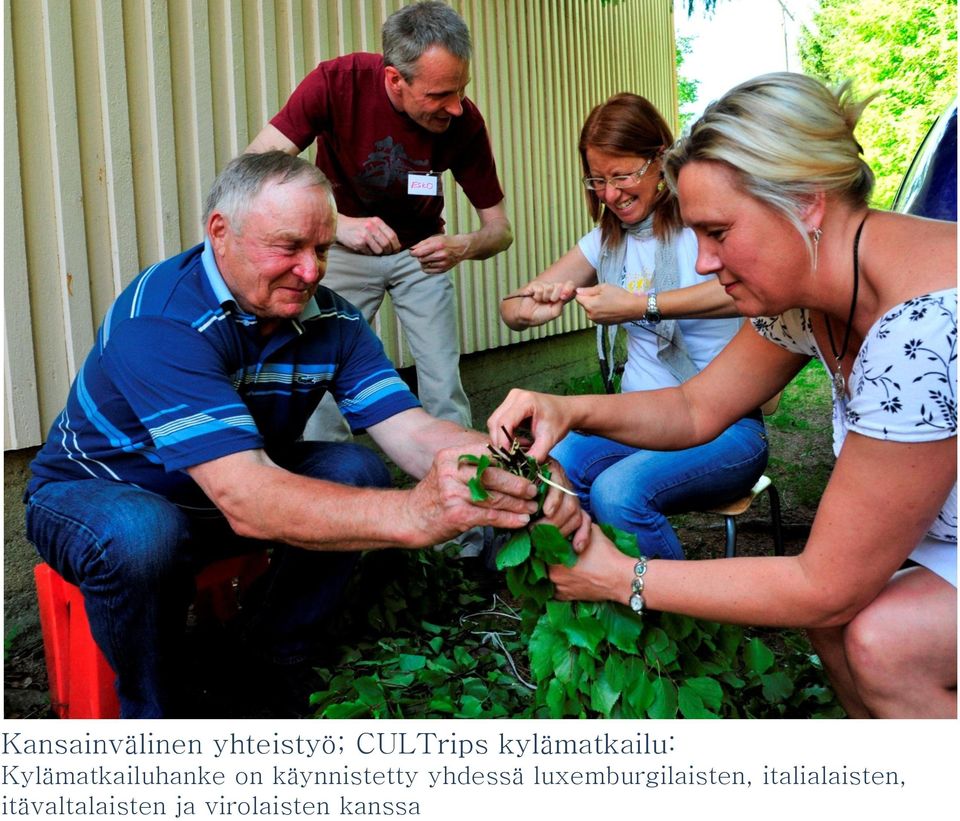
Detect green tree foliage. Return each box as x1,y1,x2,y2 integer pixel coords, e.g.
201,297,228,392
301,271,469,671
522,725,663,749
676,35,700,131
799,0,957,207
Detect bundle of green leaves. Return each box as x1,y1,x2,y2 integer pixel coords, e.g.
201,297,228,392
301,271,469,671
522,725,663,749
458,443,842,719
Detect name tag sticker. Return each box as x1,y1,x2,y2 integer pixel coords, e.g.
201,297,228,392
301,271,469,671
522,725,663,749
408,173,440,196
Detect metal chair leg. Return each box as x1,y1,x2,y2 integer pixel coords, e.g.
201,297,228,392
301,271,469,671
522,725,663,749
724,515,737,558
766,484,784,556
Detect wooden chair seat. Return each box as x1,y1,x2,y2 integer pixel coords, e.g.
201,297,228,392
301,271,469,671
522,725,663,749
700,475,784,558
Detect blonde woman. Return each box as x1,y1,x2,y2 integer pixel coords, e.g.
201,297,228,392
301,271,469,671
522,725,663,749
489,73,956,718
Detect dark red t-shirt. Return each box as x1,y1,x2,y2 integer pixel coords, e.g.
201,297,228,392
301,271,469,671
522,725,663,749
271,52,505,249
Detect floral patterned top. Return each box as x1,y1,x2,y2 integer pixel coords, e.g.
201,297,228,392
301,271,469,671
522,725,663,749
753,289,957,553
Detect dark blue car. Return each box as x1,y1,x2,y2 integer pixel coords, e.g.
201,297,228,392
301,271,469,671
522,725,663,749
891,99,957,220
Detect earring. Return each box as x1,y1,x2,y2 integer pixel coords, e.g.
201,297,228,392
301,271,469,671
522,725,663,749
656,180,666,193
811,227,822,272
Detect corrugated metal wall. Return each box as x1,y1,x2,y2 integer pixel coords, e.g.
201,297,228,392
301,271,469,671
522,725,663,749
3,0,677,450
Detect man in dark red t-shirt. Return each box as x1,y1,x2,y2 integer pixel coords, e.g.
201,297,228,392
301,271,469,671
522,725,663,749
247,1,513,440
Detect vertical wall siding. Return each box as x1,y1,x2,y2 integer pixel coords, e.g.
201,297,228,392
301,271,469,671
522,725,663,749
4,0,677,449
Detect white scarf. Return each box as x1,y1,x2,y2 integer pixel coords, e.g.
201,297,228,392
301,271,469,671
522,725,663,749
595,214,699,390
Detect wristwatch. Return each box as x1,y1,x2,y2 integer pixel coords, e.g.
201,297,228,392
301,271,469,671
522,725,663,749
644,292,662,324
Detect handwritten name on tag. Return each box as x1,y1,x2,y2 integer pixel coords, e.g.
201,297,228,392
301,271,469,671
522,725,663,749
407,173,440,196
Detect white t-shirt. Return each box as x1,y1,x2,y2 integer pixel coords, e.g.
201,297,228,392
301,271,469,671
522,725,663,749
578,226,741,393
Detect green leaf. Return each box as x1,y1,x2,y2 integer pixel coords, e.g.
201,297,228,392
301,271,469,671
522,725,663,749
575,651,598,680
463,454,492,501
383,672,416,688
599,523,641,558
576,601,601,619
622,668,655,716
427,655,456,674
398,654,426,672
457,695,485,718
644,627,678,666
719,670,746,690
529,619,566,681
545,678,567,717
419,667,449,687
461,677,489,701
717,623,744,659
744,637,775,675
461,453,490,481
760,672,795,702
589,655,626,717
353,676,385,706
535,462,551,511
428,695,455,714
678,684,718,718
599,603,643,653
603,653,627,692
590,674,621,717
553,647,575,683
467,476,489,502
453,645,477,671
545,599,574,629
518,578,553,610
660,611,696,641
504,565,528,599
563,616,606,654
683,676,724,712
647,676,678,719
528,556,548,582
531,524,576,566
800,684,834,704
322,701,370,719
680,655,707,677
644,626,670,654
495,530,532,569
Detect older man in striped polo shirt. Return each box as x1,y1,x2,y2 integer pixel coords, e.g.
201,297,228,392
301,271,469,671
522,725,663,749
24,152,583,718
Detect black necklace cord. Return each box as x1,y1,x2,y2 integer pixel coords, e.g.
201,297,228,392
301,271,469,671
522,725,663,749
825,213,868,365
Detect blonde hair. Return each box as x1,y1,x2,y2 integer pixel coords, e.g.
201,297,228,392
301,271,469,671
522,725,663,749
663,72,874,253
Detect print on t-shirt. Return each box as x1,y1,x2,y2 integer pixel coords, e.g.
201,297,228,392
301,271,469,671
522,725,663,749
357,136,429,196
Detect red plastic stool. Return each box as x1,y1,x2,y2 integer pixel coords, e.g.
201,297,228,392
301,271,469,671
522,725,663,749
33,552,269,719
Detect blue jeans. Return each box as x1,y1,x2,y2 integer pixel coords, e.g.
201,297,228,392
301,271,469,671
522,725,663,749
551,417,768,560
24,441,391,718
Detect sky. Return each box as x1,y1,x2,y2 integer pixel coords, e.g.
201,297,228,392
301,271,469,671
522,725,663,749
675,0,819,121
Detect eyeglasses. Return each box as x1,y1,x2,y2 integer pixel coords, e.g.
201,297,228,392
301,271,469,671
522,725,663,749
582,157,654,192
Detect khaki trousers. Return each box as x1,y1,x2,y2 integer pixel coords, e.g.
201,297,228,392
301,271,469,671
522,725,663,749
303,244,472,441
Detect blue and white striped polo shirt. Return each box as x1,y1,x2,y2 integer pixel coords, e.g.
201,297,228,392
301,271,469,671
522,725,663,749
27,240,420,505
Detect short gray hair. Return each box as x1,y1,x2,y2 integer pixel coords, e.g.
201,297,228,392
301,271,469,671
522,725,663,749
382,1,471,82
203,151,332,230
663,72,875,258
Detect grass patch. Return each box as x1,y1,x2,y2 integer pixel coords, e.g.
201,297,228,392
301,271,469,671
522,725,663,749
764,360,835,515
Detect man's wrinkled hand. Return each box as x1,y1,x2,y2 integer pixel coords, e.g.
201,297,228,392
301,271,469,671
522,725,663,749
409,234,470,274
337,215,401,255
406,446,538,545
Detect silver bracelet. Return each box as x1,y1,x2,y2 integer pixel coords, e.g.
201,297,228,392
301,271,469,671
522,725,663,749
629,556,648,614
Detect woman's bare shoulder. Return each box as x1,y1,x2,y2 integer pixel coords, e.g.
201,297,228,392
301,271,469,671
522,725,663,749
868,211,956,303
